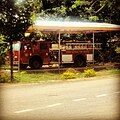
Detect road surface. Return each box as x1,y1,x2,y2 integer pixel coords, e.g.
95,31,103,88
0,76,120,120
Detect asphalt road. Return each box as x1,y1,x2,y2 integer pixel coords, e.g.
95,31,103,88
0,76,120,120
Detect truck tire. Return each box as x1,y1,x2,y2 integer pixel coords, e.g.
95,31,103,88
29,57,43,69
74,55,86,67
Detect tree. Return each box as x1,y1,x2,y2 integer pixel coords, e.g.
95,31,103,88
39,0,120,24
0,35,7,67
0,0,41,81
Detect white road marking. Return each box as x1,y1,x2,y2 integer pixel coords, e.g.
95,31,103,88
96,94,107,98
14,103,62,114
46,103,62,108
14,109,33,114
72,98,87,102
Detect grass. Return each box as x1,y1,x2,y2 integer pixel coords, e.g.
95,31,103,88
96,68,120,77
0,68,120,83
14,68,120,83
14,71,61,83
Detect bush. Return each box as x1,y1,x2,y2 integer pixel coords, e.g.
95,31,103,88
115,47,120,53
61,68,79,79
83,69,96,78
0,71,11,83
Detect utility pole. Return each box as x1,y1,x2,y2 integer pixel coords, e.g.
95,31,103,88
10,40,13,82
58,32,61,74
92,32,95,66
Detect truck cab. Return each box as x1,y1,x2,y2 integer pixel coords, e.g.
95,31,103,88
6,40,51,69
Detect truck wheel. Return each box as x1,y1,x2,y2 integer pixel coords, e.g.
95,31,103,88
29,58,43,69
74,55,86,67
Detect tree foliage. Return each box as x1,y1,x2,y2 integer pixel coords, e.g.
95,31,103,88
0,0,42,42
39,0,120,24
0,34,7,67
1,0,120,41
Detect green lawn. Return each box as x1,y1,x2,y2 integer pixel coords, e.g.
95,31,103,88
14,68,120,83
14,71,61,83
0,68,119,83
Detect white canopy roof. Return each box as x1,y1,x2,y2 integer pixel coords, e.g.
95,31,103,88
27,20,120,33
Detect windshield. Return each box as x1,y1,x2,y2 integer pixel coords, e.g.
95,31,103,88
12,42,21,51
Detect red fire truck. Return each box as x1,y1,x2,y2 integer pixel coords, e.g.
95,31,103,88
6,39,101,69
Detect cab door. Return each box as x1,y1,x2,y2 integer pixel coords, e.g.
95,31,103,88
39,42,50,64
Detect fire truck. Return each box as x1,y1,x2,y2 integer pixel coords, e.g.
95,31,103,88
6,39,101,69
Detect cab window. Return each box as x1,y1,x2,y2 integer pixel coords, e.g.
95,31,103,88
13,42,21,50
